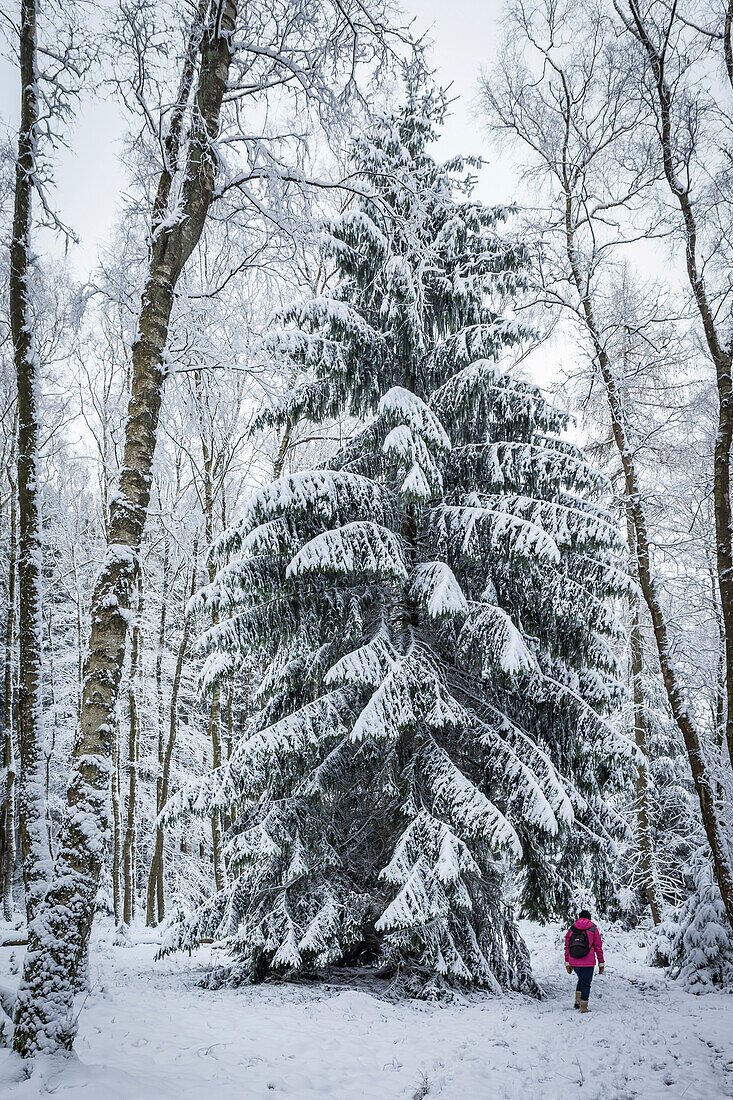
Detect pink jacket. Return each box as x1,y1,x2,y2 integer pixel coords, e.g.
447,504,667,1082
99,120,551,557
565,918,604,968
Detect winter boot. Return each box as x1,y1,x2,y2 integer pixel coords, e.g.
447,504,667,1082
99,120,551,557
579,1000,590,1013
574,991,581,1010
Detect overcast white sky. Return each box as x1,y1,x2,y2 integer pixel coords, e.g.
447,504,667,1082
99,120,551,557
0,0,564,385
402,0,516,200
0,0,514,269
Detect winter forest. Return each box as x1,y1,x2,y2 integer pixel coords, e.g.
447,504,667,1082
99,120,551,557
0,0,732,1096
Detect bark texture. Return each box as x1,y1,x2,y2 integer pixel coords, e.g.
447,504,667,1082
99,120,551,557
630,605,661,925
122,600,142,924
201,426,226,890
12,0,238,1056
150,534,170,921
112,719,121,923
9,0,52,928
1,440,17,921
146,543,198,926
627,510,661,925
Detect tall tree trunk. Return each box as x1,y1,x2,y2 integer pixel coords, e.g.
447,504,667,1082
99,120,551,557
219,683,235,836
146,542,198,925
112,719,121,924
9,0,51,927
13,0,238,1056
197,392,226,890
72,546,84,724
630,607,661,925
709,557,727,758
627,509,661,926
155,537,169,801
586,311,733,929
2,434,18,921
44,609,57,864
122,594,142,925
208,686,226,890
152,534,169,919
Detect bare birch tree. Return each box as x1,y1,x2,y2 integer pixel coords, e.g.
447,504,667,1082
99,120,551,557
8,0,52,929
482,0,733,926
615,0,733,771
4,0,92,933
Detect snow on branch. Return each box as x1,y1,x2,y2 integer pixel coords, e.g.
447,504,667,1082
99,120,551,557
420,737,523,857
212,471,390,559
458,605,536,679
409,561,469,619
436,504,561,564
286,522,408,581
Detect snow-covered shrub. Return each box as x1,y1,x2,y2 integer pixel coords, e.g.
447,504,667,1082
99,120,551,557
165,78,631,993
653,854,733,990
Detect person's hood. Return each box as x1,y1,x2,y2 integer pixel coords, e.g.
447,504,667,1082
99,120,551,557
573,918,594,929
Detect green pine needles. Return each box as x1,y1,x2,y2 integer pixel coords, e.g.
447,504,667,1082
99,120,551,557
165,81,635,995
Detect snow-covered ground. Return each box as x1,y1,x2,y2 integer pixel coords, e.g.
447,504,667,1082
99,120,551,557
0,920,731,1099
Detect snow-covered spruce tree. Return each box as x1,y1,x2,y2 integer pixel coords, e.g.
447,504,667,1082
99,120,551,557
168,83,633,993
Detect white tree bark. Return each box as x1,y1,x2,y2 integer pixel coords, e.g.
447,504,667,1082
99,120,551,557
9,0,52,928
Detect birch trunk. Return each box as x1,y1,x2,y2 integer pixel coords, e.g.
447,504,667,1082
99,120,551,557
146,542,197,925
709,557,727,761
272,416,294,479
208,686,226,890
112,719,121,924
122,598,142,924
155,539,169,801
630,605,661,925
9,0,51,928
627,509,661,925
2,435,18,920
13,0,238,1056
225,683,233,760
197,386,226,889
151,535,169,920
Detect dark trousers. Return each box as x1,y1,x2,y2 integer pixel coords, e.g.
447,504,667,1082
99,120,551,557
573,966,594,1001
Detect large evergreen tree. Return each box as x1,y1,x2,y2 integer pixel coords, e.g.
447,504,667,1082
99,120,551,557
167,81,633,993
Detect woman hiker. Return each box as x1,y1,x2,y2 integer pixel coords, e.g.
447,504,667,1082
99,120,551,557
565,908,604,1012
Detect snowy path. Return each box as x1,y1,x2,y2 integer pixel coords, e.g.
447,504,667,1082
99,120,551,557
1,920,731,1099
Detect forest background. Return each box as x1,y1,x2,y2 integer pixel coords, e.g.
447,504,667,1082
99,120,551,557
0,0,731,1071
